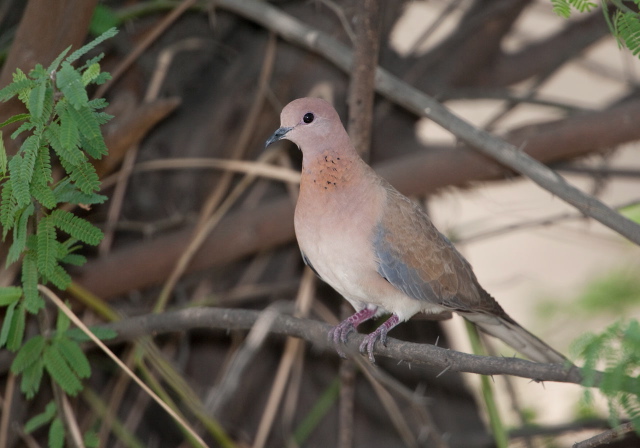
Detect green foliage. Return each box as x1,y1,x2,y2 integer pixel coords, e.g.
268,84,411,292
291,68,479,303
551,1,640,58
0,28,119,445
572,320,640,433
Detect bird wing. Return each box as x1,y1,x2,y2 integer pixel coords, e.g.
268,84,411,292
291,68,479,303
372,186,504,315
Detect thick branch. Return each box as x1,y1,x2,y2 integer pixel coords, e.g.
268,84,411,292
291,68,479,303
98,307,584,384
215,0,640,244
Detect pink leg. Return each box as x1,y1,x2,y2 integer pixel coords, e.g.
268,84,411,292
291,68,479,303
359,314,400,363
329,307,378,358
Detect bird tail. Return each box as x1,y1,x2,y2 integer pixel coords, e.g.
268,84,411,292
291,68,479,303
462,312,568,364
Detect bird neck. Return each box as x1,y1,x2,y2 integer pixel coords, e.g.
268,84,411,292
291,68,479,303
300,146,368,193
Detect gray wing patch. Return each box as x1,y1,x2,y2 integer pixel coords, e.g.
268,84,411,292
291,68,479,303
373,224,440,304
301,251,322,280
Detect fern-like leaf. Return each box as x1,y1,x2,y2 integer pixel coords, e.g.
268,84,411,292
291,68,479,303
6,202,34,266
6,302,26,351
28,80,48,123
615,11,640,56
552,0,571,18
81,63,101,86
20,357,44,399
66,27,118,64
57,337,91,378
37,216,57,276
24,400,56,433
64,158,100,194
52,177,107,205
47,45,72,72
48,417,65,448
10,335,45,374
0,78,33,102
0,301,16,348
56,62,89,109
42,263,72,290
69,106,108,159
10,120,35,140
0,181,16,237
59,108,80,150
21,252,43,313
50,209,103,245
62,253,87,266
47,123,86,166
43,343,83,396
0,286,22,306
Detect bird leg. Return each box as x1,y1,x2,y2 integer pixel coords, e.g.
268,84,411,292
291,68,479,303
329,307,378,358
359,314,400,363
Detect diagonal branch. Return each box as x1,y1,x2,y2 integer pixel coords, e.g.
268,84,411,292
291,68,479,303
214,0,640,245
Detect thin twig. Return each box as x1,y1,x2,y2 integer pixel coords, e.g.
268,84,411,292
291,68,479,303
573,421,636,448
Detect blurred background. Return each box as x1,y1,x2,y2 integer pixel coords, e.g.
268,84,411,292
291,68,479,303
1,0,639,447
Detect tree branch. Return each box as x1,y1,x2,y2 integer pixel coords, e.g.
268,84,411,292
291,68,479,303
215,0,640,245
98,307,587,385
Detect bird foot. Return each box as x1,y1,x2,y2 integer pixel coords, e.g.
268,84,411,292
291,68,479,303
359,327,389,363
328,307,378,358
359,314,401,363
328,320,356,358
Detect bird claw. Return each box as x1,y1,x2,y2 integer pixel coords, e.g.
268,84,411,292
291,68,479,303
328,320,356,358
359,326,389,363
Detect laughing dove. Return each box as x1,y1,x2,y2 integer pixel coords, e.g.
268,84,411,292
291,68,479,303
266,97,567,364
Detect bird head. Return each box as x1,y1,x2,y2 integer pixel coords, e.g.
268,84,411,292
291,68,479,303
265,98,347,154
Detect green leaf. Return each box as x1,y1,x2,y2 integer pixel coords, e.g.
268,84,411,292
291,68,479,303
31,182,57,210
42,263,72,290
20,358,44,400
24,401,56,433
0,78,33,102
28,80,48,122
51,209,103,245
47,123,86,166
52,179,107,205
7,302,26,351
615,11,640,56
0,113,30,130
66,326,117,342
56,307,71,336
0,181,16,237
10,120,35,140
62,253,87,266
57,337,91,378
11,335,45,373
56,62,89,109
21,357,44,399
37,215,57,276
22,252,43,313
59,108,80,150
66,27,118,64
49,417,65,448
6,202,34,267
69,106,108,159
0,286,22,306
0,133,6,177
47,46,72,73
44,343,83,396
0,301,16,348
551,0,571,18
62,158,100,194
87,98,108,110
82,63,101,86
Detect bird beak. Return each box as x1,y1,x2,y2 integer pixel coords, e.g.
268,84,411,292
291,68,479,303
265,126,293,148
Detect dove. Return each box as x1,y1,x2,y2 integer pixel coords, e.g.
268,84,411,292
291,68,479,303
266,97,566,364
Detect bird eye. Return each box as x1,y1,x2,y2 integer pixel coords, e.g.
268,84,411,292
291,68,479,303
303,112,314,124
